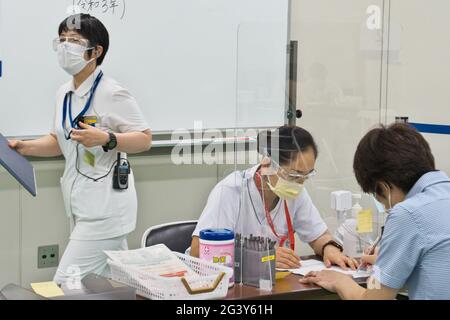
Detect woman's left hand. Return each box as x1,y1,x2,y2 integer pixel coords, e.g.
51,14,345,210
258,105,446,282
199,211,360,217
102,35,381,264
71,122,110,148
299,270,351,293
323,246,359,270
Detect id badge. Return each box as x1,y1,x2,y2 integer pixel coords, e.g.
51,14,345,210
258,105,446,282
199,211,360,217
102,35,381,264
82,116,98,127
84,149,96,168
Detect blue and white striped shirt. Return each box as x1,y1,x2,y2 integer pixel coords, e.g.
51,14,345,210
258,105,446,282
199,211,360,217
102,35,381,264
374,170,450,300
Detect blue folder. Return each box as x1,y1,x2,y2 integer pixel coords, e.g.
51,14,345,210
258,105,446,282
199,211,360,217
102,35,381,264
0,133,37,197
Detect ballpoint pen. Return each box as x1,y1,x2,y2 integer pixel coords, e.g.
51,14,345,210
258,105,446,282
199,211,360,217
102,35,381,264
357,226,385,271
369,226,385,254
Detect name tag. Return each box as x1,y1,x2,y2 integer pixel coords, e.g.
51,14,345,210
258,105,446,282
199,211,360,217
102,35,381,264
84,149,96,168
82,116,98,127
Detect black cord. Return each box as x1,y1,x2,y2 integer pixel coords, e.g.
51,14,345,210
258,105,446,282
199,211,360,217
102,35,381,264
75,143,130,182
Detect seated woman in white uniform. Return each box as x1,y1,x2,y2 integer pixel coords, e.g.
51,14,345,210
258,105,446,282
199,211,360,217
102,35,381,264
190,126,358,270
9,14,152,285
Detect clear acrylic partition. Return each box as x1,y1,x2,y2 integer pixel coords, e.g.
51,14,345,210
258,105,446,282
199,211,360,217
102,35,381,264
290,0,386,255
230,20,290,290
232,0,387,263
233,18,289,239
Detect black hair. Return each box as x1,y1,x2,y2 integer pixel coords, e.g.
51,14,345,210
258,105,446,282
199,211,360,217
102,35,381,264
257,125,318,165
58,14,109,66
353,123,436,196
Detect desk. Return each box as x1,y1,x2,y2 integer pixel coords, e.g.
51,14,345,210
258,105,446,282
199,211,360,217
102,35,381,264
226,274,368,300
225,256,367,300
227,274,333,300
2,257,367,300
134,274,352,301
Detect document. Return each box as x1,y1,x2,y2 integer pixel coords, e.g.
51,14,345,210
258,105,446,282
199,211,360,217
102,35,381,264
105,244,197,278
277,259,372,279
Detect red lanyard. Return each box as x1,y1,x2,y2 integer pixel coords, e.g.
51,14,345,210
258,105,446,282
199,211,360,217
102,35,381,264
255,171,296,251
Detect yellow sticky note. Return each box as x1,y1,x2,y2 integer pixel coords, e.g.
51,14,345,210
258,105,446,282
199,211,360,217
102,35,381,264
30,282,65,298
84,149,96,167
357,210,373,233
261,255,275,263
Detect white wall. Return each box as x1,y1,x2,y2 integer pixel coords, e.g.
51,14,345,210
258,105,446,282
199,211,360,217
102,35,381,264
386,0,450,175
0,171,21,287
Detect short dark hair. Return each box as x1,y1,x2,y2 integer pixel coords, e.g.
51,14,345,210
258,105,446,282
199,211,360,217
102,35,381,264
257,125,318,165
353,123,436,195
58,14,109,66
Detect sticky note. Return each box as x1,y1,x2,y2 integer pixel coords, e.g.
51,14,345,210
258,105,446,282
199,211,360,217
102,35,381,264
84,149,96,167
261,255,275,263
30,282,65,298
357,210,373,233
83,116,98,126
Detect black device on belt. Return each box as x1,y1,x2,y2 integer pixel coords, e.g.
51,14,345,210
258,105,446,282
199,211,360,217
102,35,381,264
113,152,130,190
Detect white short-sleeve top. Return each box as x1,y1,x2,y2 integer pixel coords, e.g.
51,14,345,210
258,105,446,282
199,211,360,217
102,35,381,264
53,68,150,241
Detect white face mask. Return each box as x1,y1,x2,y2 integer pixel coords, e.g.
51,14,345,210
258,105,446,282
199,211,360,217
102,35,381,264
57,42,95,76
267,175,305,201
374,183,393,214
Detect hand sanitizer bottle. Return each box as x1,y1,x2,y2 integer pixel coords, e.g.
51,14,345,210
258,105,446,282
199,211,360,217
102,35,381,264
331,191,352,246
343,194,363,258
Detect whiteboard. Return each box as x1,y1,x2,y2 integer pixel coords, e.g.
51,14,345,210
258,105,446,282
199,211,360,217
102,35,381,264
0,0,289,137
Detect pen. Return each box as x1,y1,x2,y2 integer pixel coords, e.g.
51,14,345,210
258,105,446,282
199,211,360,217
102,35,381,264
367,235,381,255
367,226,385,255
358,226,385,271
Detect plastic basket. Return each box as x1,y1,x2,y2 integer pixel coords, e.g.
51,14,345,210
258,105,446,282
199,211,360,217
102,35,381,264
108,252,233,300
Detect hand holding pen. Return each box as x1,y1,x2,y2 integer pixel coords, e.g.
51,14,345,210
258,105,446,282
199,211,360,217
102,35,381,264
358,226,384,271
360,246,379,268
276,247,301,269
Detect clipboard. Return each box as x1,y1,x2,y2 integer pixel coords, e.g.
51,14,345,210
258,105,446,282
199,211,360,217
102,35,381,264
0,133,37,197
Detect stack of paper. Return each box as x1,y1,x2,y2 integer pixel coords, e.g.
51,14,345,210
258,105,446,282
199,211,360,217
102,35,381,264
277,259,371,279
105,244,197,278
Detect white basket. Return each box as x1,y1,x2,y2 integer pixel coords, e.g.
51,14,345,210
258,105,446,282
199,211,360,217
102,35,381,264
108,252,233,300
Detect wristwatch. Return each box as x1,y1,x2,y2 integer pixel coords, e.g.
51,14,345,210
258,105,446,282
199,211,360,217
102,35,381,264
321,240,343,257
102,132,117,152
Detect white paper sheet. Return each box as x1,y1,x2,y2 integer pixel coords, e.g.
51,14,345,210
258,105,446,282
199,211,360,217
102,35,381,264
277,259,371,279
105,244,197,278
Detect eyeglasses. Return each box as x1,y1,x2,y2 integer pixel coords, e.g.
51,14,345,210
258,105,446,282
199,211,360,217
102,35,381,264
52,36,90,51
282,168,317,182
271,159,317,182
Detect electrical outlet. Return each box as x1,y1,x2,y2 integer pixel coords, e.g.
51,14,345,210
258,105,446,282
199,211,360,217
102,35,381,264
38,245,59,269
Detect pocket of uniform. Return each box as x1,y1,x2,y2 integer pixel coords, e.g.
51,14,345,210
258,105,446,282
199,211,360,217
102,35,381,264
70,176,113,221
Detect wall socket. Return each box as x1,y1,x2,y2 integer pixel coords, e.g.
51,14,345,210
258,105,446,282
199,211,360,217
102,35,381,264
38,245,59,269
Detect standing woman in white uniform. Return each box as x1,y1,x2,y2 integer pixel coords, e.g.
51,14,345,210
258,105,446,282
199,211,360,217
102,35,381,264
191,126,357,270
9,14,152,285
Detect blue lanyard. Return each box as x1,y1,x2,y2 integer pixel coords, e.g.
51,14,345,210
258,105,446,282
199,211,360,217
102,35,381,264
62,71,104,140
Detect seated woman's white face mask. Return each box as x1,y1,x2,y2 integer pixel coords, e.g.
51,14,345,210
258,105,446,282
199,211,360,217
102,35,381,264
267,174,305,200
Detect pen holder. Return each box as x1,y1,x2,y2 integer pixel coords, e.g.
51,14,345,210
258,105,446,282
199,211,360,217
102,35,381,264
241,248,276,288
